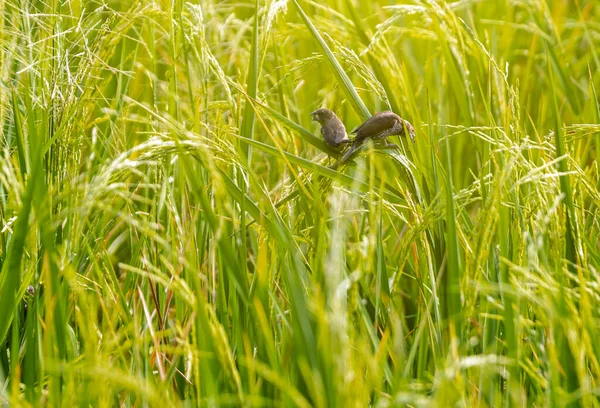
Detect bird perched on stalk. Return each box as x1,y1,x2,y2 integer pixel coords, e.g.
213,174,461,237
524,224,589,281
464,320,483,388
311,108,351,150
341,111,415,162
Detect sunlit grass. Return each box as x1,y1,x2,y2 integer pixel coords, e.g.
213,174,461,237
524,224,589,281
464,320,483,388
1,0,599,406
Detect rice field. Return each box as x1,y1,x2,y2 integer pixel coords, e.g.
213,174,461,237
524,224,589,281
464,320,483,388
1,0,599,406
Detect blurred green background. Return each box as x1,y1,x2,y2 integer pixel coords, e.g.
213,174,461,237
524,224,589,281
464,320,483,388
0,0,599,406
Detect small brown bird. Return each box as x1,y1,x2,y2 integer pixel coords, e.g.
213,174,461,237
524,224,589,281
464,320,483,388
342,111,415,162
311,108,351,150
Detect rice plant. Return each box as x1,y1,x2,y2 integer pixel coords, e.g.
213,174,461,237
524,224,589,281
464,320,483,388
0,0,599,406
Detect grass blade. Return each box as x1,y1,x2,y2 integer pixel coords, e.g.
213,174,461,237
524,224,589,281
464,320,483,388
291,0,371,119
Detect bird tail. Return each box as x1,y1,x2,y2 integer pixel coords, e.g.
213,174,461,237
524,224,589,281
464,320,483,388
341,142,358,162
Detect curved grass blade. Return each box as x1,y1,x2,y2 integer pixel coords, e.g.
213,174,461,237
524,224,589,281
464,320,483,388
0,96,40,344
343,0,400,114
228,80,339,156
291,0,371,120
239,136,405,204
257,99,339,156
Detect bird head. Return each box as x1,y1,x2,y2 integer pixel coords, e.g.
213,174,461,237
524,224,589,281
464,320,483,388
402,119,416,142
311,108,337,125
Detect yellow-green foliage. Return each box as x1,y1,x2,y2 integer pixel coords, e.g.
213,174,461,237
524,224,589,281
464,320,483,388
0,0,599,406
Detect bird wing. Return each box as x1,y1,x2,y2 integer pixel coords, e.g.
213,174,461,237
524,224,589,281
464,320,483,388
329,117,349,144
334,128,350,143
350,122,364,135
352,112,399,141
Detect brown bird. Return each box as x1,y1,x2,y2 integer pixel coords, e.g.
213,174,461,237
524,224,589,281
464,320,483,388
341,111,415,162
311,108,351,150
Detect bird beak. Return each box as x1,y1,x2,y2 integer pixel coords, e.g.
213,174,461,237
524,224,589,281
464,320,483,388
310,111,317,121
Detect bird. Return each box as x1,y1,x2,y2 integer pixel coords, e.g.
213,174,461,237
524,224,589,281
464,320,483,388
311,108,352,150
341,111,415,162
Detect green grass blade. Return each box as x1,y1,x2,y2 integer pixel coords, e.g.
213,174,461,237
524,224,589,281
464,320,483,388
291,0,370,119
547,49,579,270
239,136,404,203
240,0,260,162
10,90,29,176
257,99,340,156
442,126,461,333
548,48,580,402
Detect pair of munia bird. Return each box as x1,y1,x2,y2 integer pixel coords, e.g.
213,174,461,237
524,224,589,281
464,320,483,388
311,108,415,162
